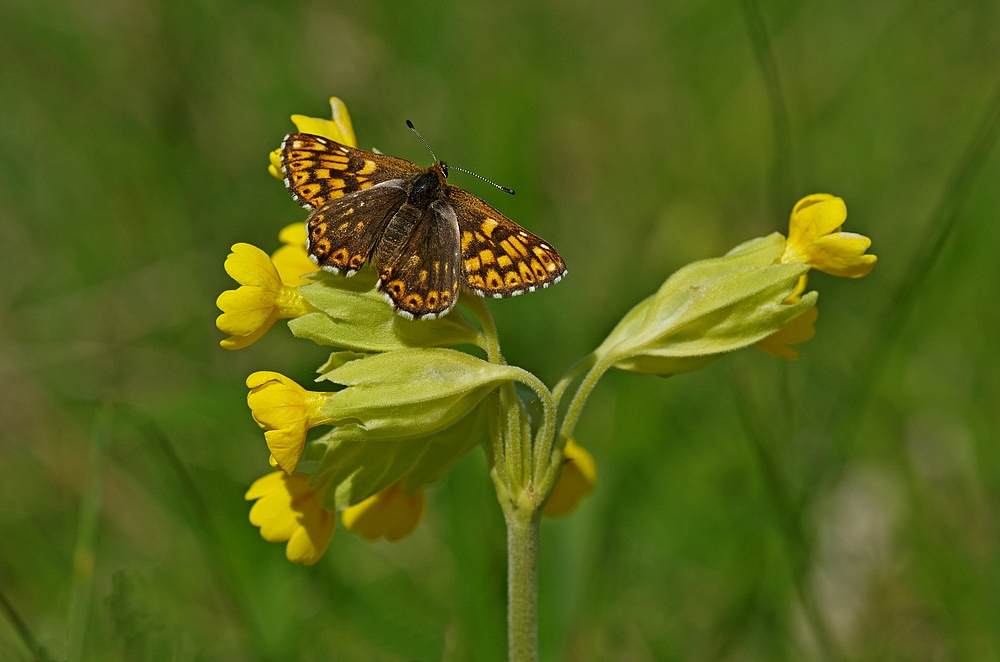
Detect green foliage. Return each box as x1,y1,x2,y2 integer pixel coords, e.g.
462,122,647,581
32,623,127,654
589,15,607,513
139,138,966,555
104,571,173,662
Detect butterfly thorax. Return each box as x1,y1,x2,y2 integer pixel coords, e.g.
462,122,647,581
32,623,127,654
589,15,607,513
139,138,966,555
408,162,448,206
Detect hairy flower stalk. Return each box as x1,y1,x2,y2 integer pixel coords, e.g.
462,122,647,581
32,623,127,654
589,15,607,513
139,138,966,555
218,97,876,662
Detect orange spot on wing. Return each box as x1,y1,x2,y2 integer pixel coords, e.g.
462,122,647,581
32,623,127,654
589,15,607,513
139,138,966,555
508,236,529,258
518,261,535,283
461,231,475,251
481,217,499,237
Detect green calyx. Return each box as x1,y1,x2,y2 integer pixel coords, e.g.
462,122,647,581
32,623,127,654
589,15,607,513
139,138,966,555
315,347,523,441
307,406,487,511
288,269,485,353
595,233,814,375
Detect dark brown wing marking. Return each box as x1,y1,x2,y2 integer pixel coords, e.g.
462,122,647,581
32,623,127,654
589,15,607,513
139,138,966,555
306,181,409,276
280,133,421,211
374,200,461,320
447,186,567,298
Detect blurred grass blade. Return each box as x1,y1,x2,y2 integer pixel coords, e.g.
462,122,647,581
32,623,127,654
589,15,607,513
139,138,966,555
0,588,56,662
838,79,1000,443
118,405,266,659
66,401,114,662
739,0,795,216
728,368,841,662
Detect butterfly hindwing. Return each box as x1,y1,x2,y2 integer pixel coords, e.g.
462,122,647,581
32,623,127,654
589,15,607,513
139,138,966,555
306,181,409,275
374,200,461,320
281,133,421,210
447,187,567,298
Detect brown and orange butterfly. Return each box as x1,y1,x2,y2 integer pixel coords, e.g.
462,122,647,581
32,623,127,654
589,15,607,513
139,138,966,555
280,131,567,320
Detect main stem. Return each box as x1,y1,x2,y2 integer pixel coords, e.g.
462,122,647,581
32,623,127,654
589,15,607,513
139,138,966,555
504,506,540,662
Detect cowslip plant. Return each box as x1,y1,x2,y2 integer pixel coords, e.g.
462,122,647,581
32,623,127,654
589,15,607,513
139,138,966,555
216,97,876,662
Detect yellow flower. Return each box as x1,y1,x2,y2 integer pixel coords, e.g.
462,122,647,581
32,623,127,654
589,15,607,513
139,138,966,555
779,194,877,277
756,305,818,360
341,482,425,542
216,243,312,350
271,223,317,287
543,440,597,517
246,472,335,566
268,97,358,180
247,372,335,474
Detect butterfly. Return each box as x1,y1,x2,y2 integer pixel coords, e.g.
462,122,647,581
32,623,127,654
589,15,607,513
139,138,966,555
279,132,567,320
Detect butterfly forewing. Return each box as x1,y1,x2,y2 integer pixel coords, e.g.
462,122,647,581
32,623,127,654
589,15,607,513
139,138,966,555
375,200,461,319
306,181,409,275
447,187,567,298
281,133,420,210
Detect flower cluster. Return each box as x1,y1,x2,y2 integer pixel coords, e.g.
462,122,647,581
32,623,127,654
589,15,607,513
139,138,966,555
218,99,596,564
218,97,875,566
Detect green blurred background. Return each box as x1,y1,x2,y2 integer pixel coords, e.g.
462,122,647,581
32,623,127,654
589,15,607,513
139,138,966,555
2,0,999,660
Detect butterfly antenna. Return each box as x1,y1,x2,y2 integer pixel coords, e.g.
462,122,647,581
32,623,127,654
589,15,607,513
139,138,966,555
448,165,516,195
406,120,438,163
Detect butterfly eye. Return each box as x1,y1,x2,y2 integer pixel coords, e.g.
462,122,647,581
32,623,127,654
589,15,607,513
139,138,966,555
441,163,449,178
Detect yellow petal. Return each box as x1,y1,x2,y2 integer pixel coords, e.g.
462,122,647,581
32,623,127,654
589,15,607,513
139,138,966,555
249,490,299,542
290,97,358,148
544,440,597,517
285,515,335,566
246,371,285,389
789,194,845,239
245,471,286,500
271,245,317,287
278,222,307,246
807,233,878,278
342,483,425,542
224,243,282,289
245,472,336,566
782,274,808,305
268,149,283,180
264,426,310,474
246,372,332,473
219,322,273,350
756,306,819,360
216,290,278,334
